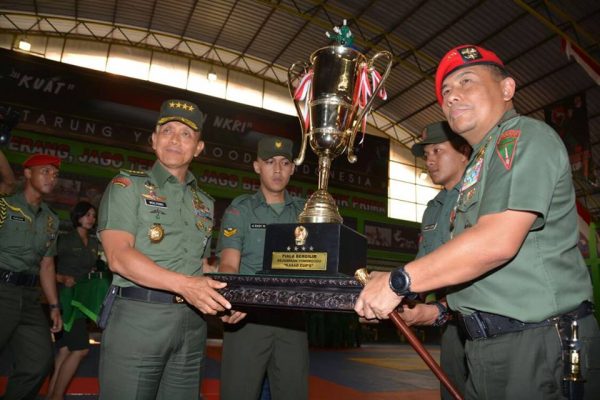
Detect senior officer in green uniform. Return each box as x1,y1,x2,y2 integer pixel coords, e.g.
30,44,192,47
355,44,600,399
0,153,62,400
97,99,231,400
217,136,308,400
402,121,471,400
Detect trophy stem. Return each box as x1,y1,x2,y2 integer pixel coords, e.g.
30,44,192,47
298,155,342,223
317,155,330,192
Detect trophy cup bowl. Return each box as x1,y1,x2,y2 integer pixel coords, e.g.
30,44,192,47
288,45,392,223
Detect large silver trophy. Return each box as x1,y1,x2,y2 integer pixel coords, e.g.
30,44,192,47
288,24,392,223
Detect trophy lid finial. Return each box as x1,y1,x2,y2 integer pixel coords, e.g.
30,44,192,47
325,19,354,47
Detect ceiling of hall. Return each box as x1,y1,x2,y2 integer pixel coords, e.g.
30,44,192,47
1,0,600,215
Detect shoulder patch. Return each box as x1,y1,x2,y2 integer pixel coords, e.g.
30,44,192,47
496,129,520,170
225,207,241,216
223,227,238,237
120,169,148,177
111,176,132,188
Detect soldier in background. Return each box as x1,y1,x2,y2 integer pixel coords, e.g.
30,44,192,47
217,136,308,400
0,153,62,400
404,121,471,399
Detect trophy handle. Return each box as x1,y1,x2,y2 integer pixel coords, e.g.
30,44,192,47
347,50,393,164
288,61,311,166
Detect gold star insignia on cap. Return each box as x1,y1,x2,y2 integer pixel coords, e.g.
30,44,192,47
275,140,282,149
169,101,176,108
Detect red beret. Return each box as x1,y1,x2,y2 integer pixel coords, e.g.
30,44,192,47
23,154,61,169
435,44,506,105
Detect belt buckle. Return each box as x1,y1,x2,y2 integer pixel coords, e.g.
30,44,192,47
173,295,185,304
0,271,11,283
462,312,489,340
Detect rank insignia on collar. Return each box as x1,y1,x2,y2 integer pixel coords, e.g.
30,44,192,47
496,129,520,170
223,227,237,237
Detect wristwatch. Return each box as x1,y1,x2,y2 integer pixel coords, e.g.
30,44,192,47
389,266,412,296
48,303,60,310
429,301,451,327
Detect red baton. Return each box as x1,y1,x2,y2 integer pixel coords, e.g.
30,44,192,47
355,268,463,400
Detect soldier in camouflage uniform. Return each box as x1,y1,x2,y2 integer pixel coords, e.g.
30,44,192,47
217,136,308,400
97,99,231,400
0,153,62,400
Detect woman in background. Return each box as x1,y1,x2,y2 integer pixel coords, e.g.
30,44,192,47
47,201,98,400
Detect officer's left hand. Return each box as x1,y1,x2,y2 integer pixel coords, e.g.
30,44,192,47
354,271,403,320
179,275,231,315
50,308,63,333
221,310,247,324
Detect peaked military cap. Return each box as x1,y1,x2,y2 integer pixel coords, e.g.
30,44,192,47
157,99,202,131
257,136,293,161
411,121,466,157
435,44,507,105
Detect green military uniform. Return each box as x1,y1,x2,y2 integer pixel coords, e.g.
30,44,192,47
449,109,600,399
97,160,214,399
55,229,99,350
413,121,468,399
417,185,467,400
0,191,59,400
217,189,309,400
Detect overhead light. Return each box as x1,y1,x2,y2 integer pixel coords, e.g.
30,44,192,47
207,66,217,82
18,39,31,52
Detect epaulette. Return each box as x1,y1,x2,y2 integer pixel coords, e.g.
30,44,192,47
119,169,148,177
231,193,253,207
0,192,9,198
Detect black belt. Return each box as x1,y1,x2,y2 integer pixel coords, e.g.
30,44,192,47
117,286,186,304
459,301,594,341
0,268,39,287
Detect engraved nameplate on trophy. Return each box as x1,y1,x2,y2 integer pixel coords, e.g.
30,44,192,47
263,223,367,276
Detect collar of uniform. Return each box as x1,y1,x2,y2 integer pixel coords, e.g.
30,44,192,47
251,189,294,208
469,108,520,159
150,161,197,187
431,188,447,205
15,190,47,214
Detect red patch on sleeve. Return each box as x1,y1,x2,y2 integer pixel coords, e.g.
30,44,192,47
495,129,520,170
226,208,241,216
111,177,131,188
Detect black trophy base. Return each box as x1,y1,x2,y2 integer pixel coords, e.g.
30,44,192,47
261,223,367,277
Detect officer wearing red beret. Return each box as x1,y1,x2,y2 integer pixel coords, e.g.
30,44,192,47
356,44,600,399
0,152,63,400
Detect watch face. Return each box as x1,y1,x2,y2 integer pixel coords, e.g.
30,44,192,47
390,268,409,295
